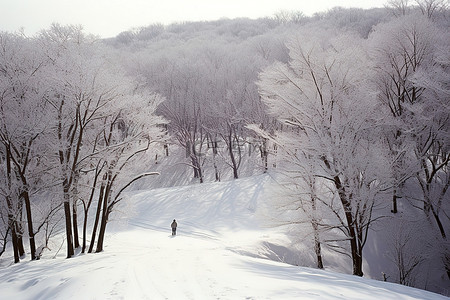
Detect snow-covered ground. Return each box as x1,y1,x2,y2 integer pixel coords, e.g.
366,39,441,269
0,175,447,299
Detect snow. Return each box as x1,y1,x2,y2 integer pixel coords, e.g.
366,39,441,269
0,175,447,299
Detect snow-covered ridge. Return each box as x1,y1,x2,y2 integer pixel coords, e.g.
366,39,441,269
0,175,446,299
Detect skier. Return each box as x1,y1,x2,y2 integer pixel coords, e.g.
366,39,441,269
171,219,177,236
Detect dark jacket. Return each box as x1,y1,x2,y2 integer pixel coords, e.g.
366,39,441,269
171,220,177,229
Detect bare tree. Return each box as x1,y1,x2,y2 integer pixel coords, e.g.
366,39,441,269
386,0,412,16
273,10,307,25
386,221,426,286
415,0,449,18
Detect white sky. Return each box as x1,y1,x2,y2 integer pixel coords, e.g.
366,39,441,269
1,0,387,38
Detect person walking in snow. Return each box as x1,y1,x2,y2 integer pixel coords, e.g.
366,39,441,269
171,219,177,236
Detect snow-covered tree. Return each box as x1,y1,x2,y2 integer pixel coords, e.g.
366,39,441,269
415,0,449,19
369,14,450,279
37,24,166,258
88,86,165,253
257,31,390,276
386,0,412,16
148,49,208,183
0,32,55,262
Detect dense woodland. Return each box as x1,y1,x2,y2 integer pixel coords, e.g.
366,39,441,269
0,0,449,295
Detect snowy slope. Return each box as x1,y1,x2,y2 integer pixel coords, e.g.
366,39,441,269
0,175,447,299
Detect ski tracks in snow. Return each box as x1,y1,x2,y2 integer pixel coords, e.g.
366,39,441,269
106,228,235,300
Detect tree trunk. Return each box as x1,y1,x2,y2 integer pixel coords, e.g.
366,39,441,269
334,175,363,276
5,147,20,263
22,190,37,260
392,189,398,214
96,177,112,253
15,217,25,257
96,208,109,253
229,147,239,179
63,187,74,258
10,222,20,263
72,199,80,250
311,196,324,269
212,139,220,181
186,137,204,183
72,172,80,250
14,197,26,258
313,220,324,269
227,131,239,179
391,130,402,214
82,166,101,254
164,144,169,156
430,205,447,240
6,203,20,263
0,227,10,257
190,154,203,183
82,208,88,254
88,179,106,253
430,204,450,280
261,138,268,173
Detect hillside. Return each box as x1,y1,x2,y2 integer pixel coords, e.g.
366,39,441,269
0,175,447,299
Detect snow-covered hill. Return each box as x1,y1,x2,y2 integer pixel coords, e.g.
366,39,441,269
0,175,447,299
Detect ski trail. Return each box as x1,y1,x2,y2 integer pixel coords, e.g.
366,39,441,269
105,228,218,299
